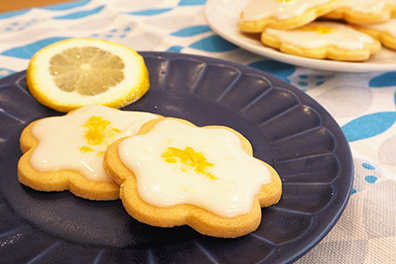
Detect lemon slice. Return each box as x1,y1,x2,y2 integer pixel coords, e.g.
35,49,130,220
26,38,150,112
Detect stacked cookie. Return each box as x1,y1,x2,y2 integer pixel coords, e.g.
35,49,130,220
18,105,282,238
239,0,396,61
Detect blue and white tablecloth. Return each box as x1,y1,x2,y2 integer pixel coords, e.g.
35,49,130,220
0,0,395,263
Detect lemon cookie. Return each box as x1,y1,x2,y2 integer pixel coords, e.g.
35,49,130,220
18,105,158,201
239,0,340,33
261,21,381,61
103,117,282,238
353,18,396,50
26,38,150,113
323,0,394,24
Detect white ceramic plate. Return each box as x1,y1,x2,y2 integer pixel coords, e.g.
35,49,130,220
204,0,396,72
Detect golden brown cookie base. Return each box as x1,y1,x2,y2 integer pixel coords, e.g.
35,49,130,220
103,117,282,238
18,120,120,201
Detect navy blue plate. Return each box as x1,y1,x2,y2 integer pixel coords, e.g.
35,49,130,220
0,52,353,263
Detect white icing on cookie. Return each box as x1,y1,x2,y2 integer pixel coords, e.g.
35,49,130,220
118,119,272,218
359,18,396,37
336,0,385,13
265,22,374,49
30,105,157,182
241,0,331,21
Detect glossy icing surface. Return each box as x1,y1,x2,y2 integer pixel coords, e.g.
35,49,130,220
30,105,157,182
118,119,272,218
265,22,374,49
337,0,384,13
360,18,396,37
241,0,331,21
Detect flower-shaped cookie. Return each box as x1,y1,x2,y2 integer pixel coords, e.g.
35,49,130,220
103,117,282,238
18,105,157,200
261,21,381,61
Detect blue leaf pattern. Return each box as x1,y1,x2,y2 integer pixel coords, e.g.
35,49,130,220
178,0,208,6
127,8,173,16
248,60,295,82
52,5,105,19
41,0,91,11
0,9,30,20
369,72,396,87
188,35,238,52
166,46,184,52
341,112,396,142
0,37,70,59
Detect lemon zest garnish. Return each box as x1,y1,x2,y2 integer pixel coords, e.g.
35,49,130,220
80,146,94,152
84,116,112,145
111,127,122,133
299,25,335,34
162,146,217,180
82,116,121,157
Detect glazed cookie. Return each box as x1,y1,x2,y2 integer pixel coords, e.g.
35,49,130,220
239,0,341,33
353,18,396,50
261,21,381,61
18,105,158,201
103,117,282,238
323,0,394,24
